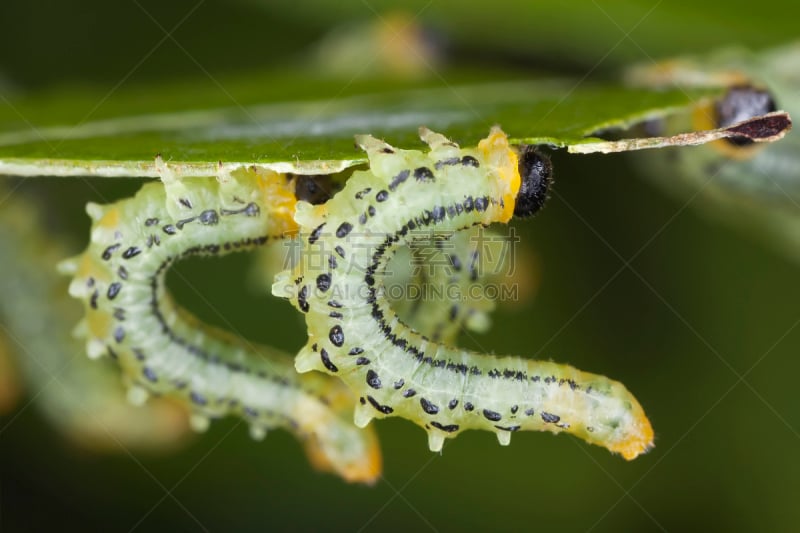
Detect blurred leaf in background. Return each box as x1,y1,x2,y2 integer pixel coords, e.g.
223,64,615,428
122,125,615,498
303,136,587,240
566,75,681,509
240,0,800,71
625,42,800,263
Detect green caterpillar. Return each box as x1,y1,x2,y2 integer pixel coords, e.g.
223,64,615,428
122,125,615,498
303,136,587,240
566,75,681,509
59,168,381,483
274,127,654,459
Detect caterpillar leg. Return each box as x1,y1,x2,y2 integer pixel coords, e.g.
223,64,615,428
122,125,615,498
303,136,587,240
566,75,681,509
61,166,381,483
275,127,654,460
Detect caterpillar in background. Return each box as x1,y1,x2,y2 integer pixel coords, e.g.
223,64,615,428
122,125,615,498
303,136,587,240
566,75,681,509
274,127,654,459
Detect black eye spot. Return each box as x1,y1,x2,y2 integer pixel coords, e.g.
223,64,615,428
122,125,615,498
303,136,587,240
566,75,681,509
513,146,552,218
716,86,777,146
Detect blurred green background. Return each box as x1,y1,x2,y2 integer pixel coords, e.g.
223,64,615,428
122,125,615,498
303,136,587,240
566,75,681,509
1,1,799,531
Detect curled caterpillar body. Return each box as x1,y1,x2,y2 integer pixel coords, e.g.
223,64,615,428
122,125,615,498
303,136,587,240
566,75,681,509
60,167,380,483
274,127,654,460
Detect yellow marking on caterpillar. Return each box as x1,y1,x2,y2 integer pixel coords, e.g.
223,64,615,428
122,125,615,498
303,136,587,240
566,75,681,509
478,126,520,223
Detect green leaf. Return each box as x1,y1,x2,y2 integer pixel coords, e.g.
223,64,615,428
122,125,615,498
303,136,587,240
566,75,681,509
0,71,729,177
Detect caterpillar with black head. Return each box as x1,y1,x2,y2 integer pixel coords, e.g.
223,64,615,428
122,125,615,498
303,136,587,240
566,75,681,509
274,127,654,459
59,167,382,483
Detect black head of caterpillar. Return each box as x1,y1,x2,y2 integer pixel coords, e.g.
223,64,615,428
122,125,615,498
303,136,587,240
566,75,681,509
292,174,340,205
513,146,553,218
716,85,777,147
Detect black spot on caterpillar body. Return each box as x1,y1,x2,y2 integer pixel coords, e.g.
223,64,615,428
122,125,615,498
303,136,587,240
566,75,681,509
61,168,381,484
276,127,654,459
